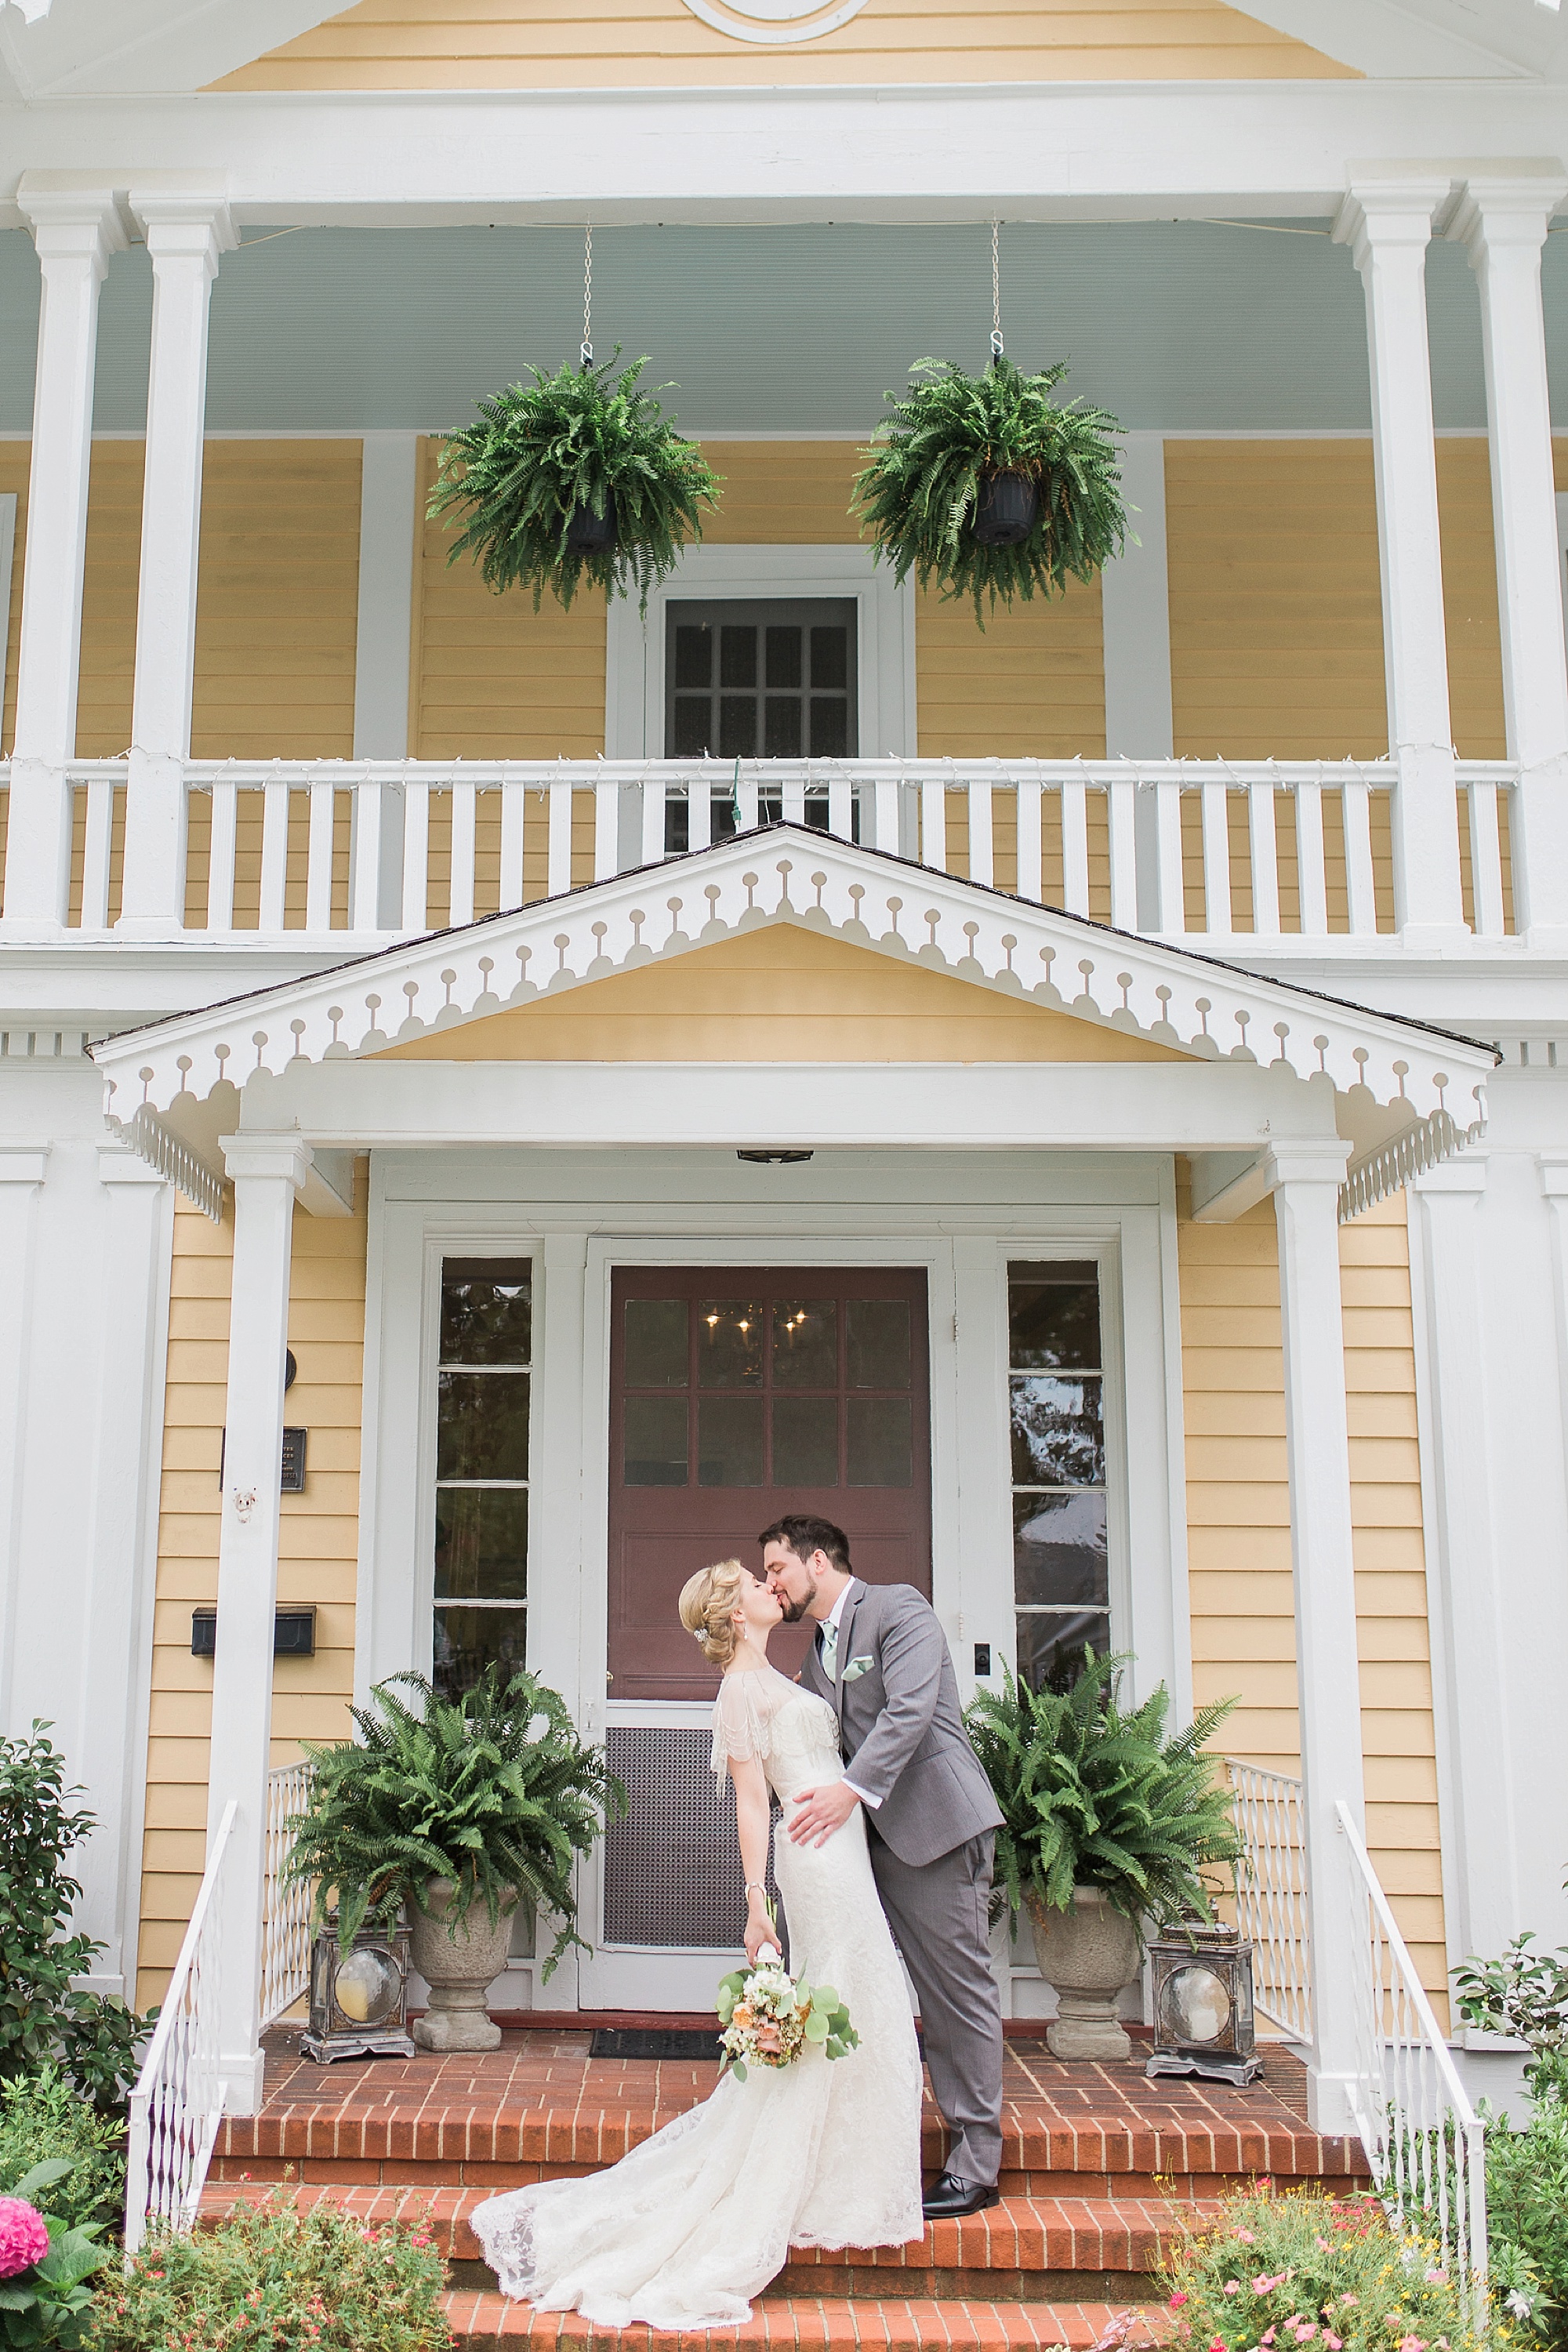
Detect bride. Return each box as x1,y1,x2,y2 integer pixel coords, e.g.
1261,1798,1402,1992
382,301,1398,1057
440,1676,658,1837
471,1557,924,2329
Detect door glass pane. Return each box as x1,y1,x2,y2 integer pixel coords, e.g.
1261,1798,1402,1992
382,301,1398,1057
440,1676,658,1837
766,626,802,688
771,1298,837,1388
699,1301,764,1387
434,1606,528,1703
848,1396,913,1486
847,1298,910,1389
625,1298,689,1387
624,1394,688,1486
1009,1374,1105,1486
673,625,711,688
436,1370,530,1481
440,1265,532,1366
1009,1269,1101,1370
764,699,803,757
810,698,848,758
672,698,712,757
811,626,848,690
435,1488,529,1599
1015,1609,1109,1695
720,626,757,688
665,601,857,764
719,698,756,757
699,1395,765,1486
773,1395,839,1486
1011,1490,1109,1605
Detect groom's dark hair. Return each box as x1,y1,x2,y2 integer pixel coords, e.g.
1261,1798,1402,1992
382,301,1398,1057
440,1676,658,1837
758,1514,852,1573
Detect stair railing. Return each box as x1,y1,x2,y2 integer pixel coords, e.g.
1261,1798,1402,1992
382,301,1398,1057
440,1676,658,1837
260,1762,314,2027
123,1801,235,2256
1224,1757,1313,2044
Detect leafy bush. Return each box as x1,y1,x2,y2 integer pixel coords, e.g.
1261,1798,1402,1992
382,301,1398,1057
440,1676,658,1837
1159,2185,1491,2352
0,2074,122,2234
1455,1929,1568,2096
1484,2089,1568,2347
0,2158,110,2349
429,352,721,613
964,1650,1240,1931
89,2195,451,2352
853,355,1128,620
288,1668,625,1976
0,1729,155,2114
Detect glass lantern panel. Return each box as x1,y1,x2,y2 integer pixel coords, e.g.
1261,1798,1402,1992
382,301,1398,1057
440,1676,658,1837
1159,1962,1232,2047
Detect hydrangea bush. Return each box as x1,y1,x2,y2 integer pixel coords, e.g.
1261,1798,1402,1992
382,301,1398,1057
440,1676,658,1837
0,2160,109,2350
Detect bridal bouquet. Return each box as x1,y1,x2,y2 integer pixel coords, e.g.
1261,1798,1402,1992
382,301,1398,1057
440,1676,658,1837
716,1935,859,2083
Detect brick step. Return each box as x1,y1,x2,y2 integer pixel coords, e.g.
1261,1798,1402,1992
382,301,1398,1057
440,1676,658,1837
440,2291,1162,2349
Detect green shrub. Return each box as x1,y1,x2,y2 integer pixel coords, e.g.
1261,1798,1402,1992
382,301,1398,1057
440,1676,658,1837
1159,2186,1492,2352
89,2197,452,2352
0,1729,155,2114
1481,2090,1568,2347
0,2157,111,2349
0,2073,122,2234
1455,1929,1568,2098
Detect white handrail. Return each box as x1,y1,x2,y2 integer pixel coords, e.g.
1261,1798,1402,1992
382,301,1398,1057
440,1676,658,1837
1338,1799,1488,2287
124,1800,236,2256
259,1762,314,2029
1225,1758,1312,2044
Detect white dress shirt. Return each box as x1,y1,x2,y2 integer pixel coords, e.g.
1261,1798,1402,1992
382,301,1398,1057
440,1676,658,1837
819,1582,880,1809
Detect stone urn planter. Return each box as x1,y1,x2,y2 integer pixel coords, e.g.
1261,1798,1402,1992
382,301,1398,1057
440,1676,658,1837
408,1879,527,2052
1027,1886,1142,2060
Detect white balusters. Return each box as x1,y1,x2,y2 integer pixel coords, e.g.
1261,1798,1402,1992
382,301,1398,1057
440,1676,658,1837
641,771,666,867
782,770,806,828
1200,779,1232,935
305,780,336,935
1342,771,1378,937
499,779,527,913
1295,776,1329,937
1248,779,1281,935
401,780,430,931
920,776,946,873
547,776,574,898
1060,775,1091,916
258,778,289,932
448,778,477,927
872,775,900,854
1015,778,1043,903
79,774,115,930
1466,779,1507,940
350,777,384,933
1107,771,1137,930
688,775,713,853
206,777,237,933
828,772,853,845
595,779,619,881
967,776,993,886
1150,775,1185,935
735,766,759,833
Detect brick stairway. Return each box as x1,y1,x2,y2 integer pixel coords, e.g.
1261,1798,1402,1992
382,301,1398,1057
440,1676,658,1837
203,2027,1367,2350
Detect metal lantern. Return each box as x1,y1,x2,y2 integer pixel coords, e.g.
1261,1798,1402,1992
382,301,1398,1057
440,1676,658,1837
303,1917,415,2063
1145,1923,1263,2085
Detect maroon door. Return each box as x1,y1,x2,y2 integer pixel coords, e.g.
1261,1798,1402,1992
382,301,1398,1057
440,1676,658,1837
608,1268,931,1700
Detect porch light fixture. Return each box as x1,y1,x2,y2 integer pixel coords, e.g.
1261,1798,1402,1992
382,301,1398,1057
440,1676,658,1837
303,1917,415,2063
1145,1922,1262,2086
736,1150,813,1164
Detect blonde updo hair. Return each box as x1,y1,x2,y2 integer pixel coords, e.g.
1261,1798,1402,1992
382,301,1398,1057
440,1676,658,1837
678,1558,750,1669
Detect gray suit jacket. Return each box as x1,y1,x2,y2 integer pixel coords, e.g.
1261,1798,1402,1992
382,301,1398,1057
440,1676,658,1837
798,1579,1004,1868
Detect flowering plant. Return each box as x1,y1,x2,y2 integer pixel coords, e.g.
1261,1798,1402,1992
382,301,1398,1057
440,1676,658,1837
715,1929,858,2085
0,2160,107,2349
1159,2187,1493,2352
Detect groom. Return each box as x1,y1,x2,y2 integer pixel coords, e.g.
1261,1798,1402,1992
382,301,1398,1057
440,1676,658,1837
758,1514,1005,2221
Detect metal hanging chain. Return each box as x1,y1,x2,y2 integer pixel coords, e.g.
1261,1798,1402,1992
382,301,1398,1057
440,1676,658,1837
581,222,593,368
990,218,1004,362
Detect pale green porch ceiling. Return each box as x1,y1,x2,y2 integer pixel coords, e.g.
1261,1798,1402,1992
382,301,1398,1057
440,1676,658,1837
1,217,1564,434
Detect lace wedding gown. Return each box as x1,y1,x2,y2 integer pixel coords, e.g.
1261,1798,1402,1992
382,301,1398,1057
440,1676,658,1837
471,1665,924,2329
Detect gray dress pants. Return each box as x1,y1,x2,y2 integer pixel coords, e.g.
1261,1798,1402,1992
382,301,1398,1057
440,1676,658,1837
866,1825,1004,2189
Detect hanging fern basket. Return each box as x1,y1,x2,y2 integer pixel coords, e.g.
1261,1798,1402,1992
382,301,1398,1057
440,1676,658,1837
853,357,1128,623
429,353,720,613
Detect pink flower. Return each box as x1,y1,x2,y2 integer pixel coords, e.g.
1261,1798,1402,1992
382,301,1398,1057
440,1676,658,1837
0,2199,49,2280
1225,2282,1243,2296
1170,2295,1190,2310
1235,2230,1258,2245
1399,2339,1427,2350
1323,2337,1342,2349
1424,2272,1446,2288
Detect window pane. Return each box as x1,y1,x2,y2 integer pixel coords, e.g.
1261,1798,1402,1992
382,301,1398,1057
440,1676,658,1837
773,1395,839,1486
699,1395,765,1486
719,697,757,757
766,626,802,689
1015,1609,1109,1696
435,1487,528,1599
624,1394,688,1486
764,699,803,757
711,790,738,840
699,1300,764,1388
848,1396,912,1486
625,1298,688,1388
771,1298,837,1388
811,626,848,690
434,1606,528,1702
1012,1490,1108,1606
810,698,848,758
672,697,713,757
664,795,690,855
673,625,711,689
440,1264,532,1366
720,626,757,689
437,1370,530,1482
847,1298,910,1389
1009,1275,1101,1370
1010,1374,1105,1486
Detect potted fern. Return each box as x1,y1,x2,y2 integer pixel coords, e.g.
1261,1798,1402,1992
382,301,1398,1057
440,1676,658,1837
965,1650,1240,2060
853,356,1127,622
428,352,721,613
288,1668,625,2052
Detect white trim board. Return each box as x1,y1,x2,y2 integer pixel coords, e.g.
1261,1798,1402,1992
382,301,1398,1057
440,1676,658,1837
0,493,16,749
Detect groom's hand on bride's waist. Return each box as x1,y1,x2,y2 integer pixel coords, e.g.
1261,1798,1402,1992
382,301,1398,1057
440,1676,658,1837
786,1782,862,1846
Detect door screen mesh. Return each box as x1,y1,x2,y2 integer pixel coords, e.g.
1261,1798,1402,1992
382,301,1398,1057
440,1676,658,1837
603,1726,778,1949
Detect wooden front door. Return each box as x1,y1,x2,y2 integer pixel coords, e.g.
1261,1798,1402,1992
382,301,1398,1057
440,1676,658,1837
608,1268,931,1701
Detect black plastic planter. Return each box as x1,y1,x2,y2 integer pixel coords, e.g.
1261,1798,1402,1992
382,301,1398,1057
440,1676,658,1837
564,494,619,555
972,470,1038,549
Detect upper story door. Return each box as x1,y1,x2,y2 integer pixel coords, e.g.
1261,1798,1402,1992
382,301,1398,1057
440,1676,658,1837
608,1267,931,1701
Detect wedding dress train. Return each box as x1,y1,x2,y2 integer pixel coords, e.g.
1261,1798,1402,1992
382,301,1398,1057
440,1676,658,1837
471,1666,925,2329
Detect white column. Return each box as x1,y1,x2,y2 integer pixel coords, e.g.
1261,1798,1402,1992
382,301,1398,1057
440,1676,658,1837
207,1133,310,2115
350,433,418,930
117,187,235,939
1450,175,1568,947
1334,182,1467,947
2,185,125,939
1269,1137,1366,2132
0,1149,48,1732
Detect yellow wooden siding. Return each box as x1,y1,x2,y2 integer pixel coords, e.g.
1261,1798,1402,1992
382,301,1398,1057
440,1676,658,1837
376,921,1187,1061
916,575,1106,826
1435,437,1505,760
76,442,143,757
701,441,861,545
137,1181,368,2009
214,0,1356,93
1179,1176,1446,2009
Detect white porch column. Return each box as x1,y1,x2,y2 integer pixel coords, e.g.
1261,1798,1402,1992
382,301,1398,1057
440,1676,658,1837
117,186,236,939
350,432,418,930
208,1133,310,2115
1450,175,1568,947
1269,1137,1366,2132
0,1149,48,1731
1334,182,1467,947
2,184,125,939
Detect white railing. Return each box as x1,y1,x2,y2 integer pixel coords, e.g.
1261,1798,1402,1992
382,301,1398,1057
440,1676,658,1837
1225,1758,1313,2045
0,755,1522,950
260,1762,314,2028
1338,1799,1488,2288
124,1800,236,2256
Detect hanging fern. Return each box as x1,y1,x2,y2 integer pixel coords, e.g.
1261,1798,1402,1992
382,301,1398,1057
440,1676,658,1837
853,356,1129,622
429,352,721,613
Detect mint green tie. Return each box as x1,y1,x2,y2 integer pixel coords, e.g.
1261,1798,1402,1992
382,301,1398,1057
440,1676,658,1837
819,1620,838,1679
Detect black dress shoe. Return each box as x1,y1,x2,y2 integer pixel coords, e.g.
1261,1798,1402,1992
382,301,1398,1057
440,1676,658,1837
921,2170,1001,2220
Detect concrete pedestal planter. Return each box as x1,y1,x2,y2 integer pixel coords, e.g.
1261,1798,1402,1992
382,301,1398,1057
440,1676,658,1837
1027,1886,1142,2060
409,1878,529,2052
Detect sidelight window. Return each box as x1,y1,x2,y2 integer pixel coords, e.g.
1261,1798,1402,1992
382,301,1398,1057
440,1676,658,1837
433,1259,532,1699
1007,1261,1109,1690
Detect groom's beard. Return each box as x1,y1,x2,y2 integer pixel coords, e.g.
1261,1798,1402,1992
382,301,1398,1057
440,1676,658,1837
778,1584,818,1624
